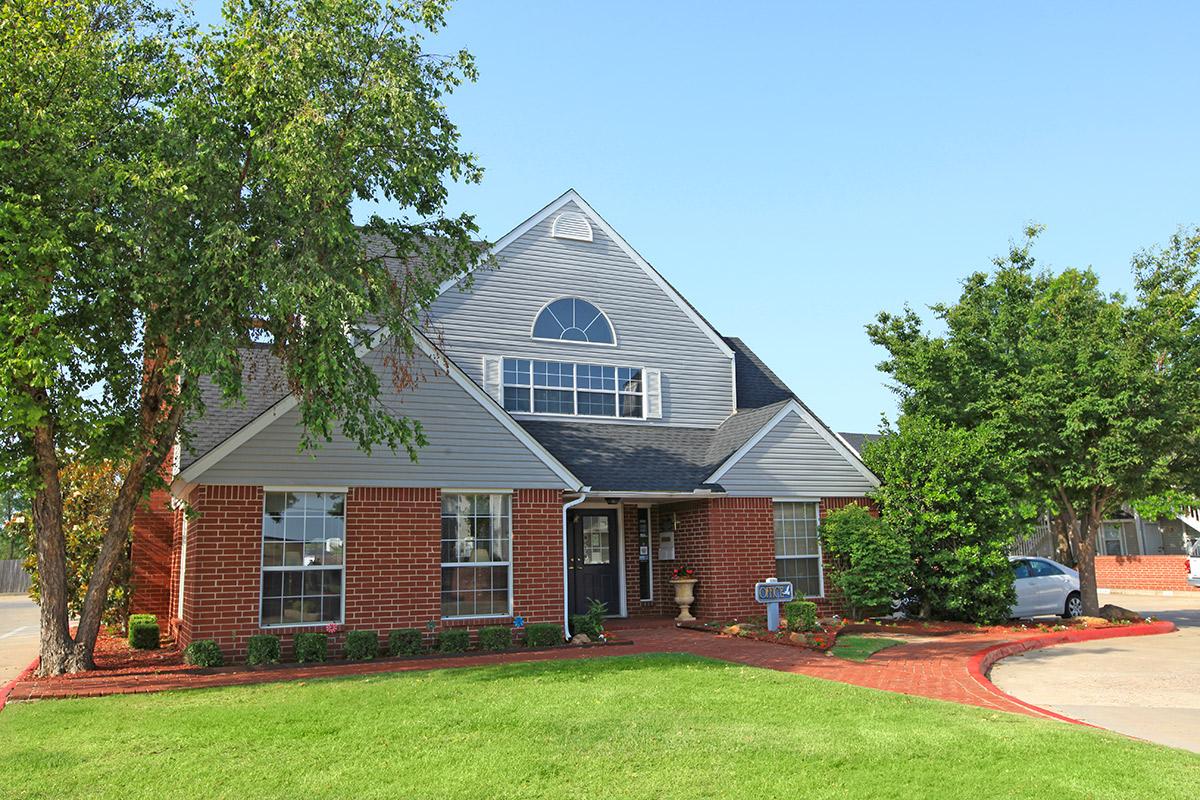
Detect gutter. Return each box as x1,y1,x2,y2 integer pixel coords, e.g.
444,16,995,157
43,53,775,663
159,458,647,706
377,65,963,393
561,489,590,642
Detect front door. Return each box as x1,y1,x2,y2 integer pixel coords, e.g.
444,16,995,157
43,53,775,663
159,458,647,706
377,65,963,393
567,509,620,616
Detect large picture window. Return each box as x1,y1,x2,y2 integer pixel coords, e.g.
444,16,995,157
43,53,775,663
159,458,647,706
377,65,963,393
441,493,512,618
502,358,643,419
261,491,345,627
774,501,822,598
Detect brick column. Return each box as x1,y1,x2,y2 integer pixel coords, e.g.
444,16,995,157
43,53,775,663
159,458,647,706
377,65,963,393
130,488,175,621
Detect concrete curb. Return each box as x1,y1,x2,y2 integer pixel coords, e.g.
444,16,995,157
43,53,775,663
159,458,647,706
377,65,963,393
0,656,40,714
966,620,1178,726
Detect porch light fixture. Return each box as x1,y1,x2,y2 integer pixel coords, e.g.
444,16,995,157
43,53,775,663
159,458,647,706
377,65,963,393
605,497,621,505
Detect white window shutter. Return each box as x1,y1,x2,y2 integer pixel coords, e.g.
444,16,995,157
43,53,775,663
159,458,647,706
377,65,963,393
482,356,503,404
645,369,662,419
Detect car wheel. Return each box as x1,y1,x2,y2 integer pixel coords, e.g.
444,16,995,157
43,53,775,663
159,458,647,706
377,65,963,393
1064,592,1084,618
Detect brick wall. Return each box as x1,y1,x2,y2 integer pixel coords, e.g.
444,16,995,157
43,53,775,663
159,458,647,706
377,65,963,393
174,485,565,661
130,487,175,620
1096,555,1198,593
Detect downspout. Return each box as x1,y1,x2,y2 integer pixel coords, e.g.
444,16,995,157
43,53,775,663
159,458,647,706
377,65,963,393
562,489,590,642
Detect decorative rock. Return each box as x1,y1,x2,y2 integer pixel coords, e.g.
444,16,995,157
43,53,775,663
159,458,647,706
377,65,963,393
1098,604,1142,622
722,625,741,635
570,633,591,645
1075,616,1108,627
788,632,806,645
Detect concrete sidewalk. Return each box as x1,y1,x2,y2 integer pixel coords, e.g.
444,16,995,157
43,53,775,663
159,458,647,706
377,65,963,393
991,592,1200,753
0,594,40,684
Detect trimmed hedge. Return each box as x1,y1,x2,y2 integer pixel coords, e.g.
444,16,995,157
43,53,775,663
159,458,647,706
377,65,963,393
344,630,379,660
522,623,561,648
128,614,160,650
478,625,513,652
294,632,328,663
438,628,470,653
183,639,224,668
246,634,281,665
785,600,820,632
388,628,423,657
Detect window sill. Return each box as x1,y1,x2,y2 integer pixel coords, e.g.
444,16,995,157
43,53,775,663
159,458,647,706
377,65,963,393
259,620,344,630
440,613,513,623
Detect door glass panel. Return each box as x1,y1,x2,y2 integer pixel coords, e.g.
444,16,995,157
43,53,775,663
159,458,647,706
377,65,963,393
583,516,611,565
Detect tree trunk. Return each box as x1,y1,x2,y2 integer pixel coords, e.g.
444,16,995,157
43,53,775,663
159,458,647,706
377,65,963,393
1071,506,1102,617
29,420,73,677
1052,514,1075,567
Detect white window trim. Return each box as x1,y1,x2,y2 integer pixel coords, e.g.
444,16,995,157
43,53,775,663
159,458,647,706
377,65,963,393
259,490,348,630
502,357,647,421
773,500,824,599
440,492,515,621
529,295,618,347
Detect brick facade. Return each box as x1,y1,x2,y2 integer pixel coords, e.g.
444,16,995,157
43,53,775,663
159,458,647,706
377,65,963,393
130,487,175,620
1095,555,1198,593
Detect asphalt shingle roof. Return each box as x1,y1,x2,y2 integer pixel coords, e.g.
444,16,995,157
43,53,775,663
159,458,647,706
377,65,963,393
838,431,881,456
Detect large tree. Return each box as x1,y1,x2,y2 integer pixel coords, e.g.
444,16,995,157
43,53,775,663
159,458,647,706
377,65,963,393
868,227,1200,616
0,0,484,674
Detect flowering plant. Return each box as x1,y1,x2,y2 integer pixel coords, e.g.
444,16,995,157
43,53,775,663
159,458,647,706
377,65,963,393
324,622,341,636
671,566,696,580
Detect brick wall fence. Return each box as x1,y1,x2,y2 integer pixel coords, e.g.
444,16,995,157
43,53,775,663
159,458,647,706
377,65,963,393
1095,555,1198,593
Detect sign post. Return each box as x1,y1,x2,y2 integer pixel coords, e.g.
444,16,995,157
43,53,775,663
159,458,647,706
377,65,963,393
754,577,794,632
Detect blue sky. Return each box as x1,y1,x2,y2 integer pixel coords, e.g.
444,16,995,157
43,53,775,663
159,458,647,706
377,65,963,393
193,2,1199,433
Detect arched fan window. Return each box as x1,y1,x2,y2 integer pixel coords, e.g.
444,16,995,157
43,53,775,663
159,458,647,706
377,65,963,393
531,297,614,345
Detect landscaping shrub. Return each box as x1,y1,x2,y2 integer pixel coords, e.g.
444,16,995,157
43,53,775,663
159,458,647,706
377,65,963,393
438,628,470,653
127,614,160,649
819,504,911,618
785,600,819,632
293,632,328,663
246,634,281,665
183,639,224,668
522,622,562,648
343,630,379,660
571,598,607,639
388,628,423,657
478,625,513,651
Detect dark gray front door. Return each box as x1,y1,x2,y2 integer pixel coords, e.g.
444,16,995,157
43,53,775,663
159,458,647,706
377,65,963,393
567,509,620,616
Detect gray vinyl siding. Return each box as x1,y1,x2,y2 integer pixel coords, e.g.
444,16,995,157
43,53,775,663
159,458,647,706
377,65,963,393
717,411,876,497
197,346,572,489
428,201,734,428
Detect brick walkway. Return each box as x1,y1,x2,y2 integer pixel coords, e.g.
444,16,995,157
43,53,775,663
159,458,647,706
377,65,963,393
3,619,1175,721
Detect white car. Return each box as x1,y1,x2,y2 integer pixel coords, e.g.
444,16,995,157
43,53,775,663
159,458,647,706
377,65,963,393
1009,556,1082,619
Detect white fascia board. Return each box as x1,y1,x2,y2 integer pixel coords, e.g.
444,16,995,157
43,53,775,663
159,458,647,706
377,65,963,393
437,189,735,360
705,400,881,488
177,327,584,492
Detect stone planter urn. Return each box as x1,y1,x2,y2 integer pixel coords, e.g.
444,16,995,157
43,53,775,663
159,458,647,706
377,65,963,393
670,577,698,622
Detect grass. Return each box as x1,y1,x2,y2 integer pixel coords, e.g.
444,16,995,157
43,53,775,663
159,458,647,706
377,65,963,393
1,654,1196,799
830,635,907,661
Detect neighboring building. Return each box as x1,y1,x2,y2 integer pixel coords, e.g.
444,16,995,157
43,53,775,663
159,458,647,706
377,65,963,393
131,190,879,659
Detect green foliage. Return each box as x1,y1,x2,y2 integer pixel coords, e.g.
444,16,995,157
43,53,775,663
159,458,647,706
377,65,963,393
246,635,281,666
437,629,469,654
293,633,327,664
820,504,911,618
7,461,132,628
784,600,819,632
183,640,224,668
522,623,562,648
571,598,608,639
127,615,159,650
387,628,424,657
477,626,513,652
864,418,1020,623
343,630,379,660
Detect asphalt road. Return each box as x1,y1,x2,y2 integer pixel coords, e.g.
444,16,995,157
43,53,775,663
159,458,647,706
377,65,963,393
991,591,1200,753
0,593,40,684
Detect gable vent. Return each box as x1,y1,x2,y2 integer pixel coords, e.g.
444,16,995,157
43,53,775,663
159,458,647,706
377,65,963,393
550,211,593,242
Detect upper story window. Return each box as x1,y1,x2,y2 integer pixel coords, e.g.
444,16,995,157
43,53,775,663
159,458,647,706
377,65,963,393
532,297,615,345
503,358,644,419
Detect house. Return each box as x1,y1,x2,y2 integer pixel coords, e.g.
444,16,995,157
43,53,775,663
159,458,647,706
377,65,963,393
130,190,878,659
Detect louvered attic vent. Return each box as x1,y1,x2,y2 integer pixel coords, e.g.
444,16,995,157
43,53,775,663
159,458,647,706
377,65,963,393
550,211,593,242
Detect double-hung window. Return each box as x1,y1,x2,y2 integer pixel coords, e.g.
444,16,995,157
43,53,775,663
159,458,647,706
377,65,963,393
260,491,345,626
441,493,512,618
774,501,822,598
502,358,644,419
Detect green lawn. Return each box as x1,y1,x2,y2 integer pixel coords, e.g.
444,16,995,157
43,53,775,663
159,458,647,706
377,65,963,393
830,634,907,661
1,654,1195,799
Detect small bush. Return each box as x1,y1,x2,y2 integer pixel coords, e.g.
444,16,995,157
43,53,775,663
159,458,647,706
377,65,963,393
785,600,820,632
128,614,159,649
246,634,281,665
523,622,562,648
819,504,912,619
437,628,470,653
293,632,328,663
183,639,224,668
478,625,513,651
343,630,379,660
388,628,423,657
571,598,608,639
